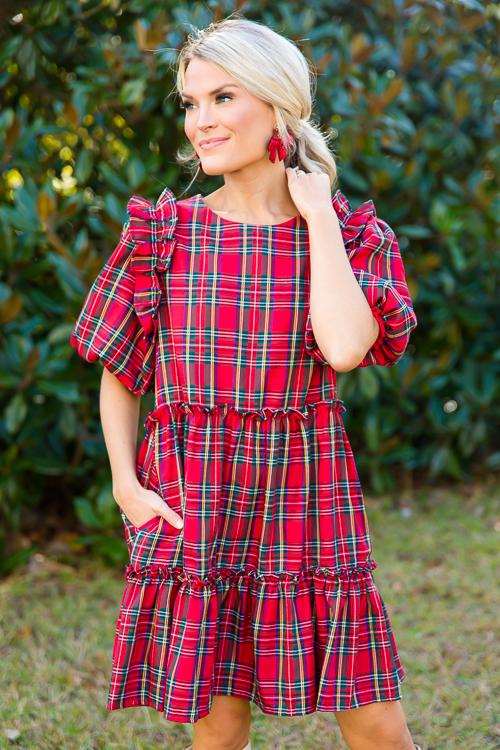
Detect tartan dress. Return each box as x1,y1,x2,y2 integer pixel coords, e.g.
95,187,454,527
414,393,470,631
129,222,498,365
70,186,417,724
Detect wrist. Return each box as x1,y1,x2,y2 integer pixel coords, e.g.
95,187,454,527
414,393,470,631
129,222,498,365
113,477,142,506
304,204,339,225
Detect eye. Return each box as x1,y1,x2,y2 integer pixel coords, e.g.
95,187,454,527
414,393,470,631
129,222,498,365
180,93,233,110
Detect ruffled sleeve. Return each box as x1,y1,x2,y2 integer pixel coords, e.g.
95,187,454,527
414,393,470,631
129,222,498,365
304,189,417,368
70,187,178,395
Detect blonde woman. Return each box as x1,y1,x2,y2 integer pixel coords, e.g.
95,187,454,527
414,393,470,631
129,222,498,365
71,17,420,750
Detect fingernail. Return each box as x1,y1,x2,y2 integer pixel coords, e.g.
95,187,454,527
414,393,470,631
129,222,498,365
175,519,183,529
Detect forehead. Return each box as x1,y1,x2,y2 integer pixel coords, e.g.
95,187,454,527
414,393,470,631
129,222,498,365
183,58,239,91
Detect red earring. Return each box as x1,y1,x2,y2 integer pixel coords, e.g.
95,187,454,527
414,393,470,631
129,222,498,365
268,126,293,163
195,152,204,172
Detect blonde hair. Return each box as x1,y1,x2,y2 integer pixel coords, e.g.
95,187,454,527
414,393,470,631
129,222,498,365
175,17,338,189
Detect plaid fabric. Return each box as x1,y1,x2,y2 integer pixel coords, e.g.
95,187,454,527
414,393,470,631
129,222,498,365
70,188,178,394
304,193,417,367
70,187,416,723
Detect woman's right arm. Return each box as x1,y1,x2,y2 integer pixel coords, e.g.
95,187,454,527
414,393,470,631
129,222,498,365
99,367,184,530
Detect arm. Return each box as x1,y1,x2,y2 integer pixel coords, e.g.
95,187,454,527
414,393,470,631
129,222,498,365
287,168,380,371
306,206,380,371
100,367,184,530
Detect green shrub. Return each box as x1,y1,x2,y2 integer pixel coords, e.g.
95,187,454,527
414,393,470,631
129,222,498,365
0,0,499,565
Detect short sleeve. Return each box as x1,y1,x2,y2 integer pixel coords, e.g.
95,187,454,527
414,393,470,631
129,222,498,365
305,190,417,368
70,187,178,394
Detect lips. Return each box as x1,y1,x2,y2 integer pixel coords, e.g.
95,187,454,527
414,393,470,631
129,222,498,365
198,138,229,150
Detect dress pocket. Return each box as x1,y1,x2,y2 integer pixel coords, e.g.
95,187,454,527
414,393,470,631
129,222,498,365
129,515,163,567
134,515,161,532
136,418,160,494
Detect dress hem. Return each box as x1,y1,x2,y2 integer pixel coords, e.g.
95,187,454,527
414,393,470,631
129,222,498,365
106,673,405,724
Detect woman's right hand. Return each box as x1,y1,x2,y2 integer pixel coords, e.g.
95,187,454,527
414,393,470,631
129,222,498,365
114,480,184,530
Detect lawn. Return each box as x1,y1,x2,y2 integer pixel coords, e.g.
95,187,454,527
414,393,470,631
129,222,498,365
1,485,499,750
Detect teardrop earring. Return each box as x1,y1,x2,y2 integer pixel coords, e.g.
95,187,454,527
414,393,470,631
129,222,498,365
195,152,204,172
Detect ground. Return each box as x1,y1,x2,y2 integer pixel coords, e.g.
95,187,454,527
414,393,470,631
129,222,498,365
1,485,499,750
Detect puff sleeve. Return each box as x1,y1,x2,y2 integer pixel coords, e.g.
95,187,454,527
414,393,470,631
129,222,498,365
70,187,178,395
304,190,417,368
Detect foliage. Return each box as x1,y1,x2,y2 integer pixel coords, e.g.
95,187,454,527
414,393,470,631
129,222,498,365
0,0,499,561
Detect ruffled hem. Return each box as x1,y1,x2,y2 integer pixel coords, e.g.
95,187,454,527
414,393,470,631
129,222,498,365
124,560,377,586
143,397,346,432
107,560,405,723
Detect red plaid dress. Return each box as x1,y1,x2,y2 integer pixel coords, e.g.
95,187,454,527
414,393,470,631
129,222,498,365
70,187,417,723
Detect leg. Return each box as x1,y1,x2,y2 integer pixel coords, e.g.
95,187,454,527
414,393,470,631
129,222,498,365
334,699,415,750
192,695,251,750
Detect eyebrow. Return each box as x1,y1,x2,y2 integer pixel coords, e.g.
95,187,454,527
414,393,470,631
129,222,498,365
181,83,240,100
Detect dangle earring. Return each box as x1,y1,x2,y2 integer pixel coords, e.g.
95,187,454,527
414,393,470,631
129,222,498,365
267,125,293,163
194,152,203,172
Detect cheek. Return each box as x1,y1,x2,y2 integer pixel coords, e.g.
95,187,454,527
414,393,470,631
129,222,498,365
226,107,272,147
184,115,196,142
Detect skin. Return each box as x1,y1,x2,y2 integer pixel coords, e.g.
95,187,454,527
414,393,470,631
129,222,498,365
104,55,416,750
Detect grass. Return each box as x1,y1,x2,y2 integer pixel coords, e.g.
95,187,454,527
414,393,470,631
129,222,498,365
1,485,499,750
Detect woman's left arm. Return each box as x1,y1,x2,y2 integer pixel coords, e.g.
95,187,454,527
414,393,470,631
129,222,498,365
287,168,380,372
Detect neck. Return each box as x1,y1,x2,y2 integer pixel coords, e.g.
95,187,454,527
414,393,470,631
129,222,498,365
206,160,298,224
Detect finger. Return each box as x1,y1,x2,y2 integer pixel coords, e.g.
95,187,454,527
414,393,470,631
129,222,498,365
148,492,184,529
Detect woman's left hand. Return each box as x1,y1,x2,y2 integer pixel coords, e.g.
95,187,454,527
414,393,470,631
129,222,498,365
285,167,335,223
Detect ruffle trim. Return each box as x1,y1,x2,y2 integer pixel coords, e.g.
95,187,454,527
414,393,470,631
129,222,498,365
143,398,346,431
127,187,178,341
332,189,376,245
125,560,378,586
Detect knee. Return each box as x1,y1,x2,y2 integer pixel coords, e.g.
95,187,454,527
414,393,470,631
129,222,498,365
193,696,251,750
359,718,412,749
361,725,413,750
336,701,413,750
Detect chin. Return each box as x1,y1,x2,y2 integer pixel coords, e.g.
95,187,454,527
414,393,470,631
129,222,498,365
200,157,258,176
201,165,225,176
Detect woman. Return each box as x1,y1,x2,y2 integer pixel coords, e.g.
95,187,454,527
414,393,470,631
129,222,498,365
70,17,420,750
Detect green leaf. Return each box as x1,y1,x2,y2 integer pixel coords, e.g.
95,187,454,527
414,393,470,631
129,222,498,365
47,323,75,346
30,457,68,475
357,368,380,400
94,536,128,564
74,497,102,529
4,394,28,435
485,452,500,470
453,0,486,12
98,162,130,194
0,206,40,233
40,0,63,26
126,157,146,188
1,545,37,574
339,166,370,192
37,380,79,403
395,225,433,239
104,193,126,224
16,39,37,81
74,148,94,184
119,79,146,107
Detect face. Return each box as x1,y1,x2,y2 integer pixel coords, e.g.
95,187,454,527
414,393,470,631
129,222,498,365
181,57,277,176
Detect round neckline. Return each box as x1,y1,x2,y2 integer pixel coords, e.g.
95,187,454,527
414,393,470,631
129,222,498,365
196,194,301,229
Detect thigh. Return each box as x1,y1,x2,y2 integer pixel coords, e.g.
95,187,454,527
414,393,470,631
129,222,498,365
334,699,414,750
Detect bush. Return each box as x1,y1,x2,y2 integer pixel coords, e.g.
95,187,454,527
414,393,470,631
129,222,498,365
0,0,499,567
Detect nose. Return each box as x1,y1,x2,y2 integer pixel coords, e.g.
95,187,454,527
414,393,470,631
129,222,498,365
196,102,218,131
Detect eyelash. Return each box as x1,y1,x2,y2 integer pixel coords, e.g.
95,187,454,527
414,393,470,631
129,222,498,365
180,93,233,110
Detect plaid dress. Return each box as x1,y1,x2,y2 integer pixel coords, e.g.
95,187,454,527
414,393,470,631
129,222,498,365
70,186,417,724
